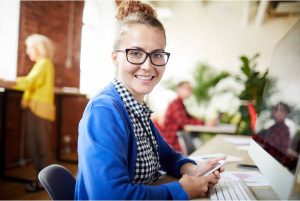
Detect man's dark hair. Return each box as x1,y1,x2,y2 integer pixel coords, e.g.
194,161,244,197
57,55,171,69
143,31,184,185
272,102,291,114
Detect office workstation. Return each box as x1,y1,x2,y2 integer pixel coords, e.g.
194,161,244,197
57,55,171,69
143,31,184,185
1,0,300,200
190,134,279,200
184,20,300,200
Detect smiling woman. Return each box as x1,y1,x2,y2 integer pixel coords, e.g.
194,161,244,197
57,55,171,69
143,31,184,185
74,0,223,200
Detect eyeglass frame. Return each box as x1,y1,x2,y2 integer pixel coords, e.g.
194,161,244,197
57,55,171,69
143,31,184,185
114,48,171,66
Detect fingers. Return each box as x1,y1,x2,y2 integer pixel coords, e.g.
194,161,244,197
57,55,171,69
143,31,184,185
179,174,214,199
207,155,227,165
219,166,225,173
205,173,215,180
213,170,221,179
208,182,215,188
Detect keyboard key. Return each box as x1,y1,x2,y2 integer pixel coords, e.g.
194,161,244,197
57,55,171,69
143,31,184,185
209,179,255,200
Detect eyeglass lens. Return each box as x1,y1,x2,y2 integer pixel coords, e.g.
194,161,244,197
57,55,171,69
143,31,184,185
126,49,169,66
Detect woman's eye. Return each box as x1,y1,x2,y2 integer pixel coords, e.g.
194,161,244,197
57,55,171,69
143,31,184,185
129,50,142,57
152,53,163,58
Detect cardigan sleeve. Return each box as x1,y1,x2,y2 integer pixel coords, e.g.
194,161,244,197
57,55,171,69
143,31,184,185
151,122,197,177
75,97,189,200
15,59,48,91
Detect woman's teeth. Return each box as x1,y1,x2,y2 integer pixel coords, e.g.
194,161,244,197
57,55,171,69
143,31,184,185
136,75,153,80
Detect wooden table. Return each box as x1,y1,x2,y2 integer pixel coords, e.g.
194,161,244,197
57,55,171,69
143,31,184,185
0,86,88,183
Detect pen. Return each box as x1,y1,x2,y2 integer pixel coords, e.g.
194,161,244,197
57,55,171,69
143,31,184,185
237,164,258,169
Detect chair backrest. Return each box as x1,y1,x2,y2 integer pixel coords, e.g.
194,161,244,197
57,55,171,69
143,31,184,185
38,164,76,200
247,102,257,134
177,131,196,155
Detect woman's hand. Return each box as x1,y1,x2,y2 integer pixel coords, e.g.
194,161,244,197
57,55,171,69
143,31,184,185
203,156,226,173
0,79,16,88
180,156,226,177
179,173,219,199
179,156,226,198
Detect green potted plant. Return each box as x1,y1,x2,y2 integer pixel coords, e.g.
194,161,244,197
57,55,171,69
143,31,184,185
235,53,275,135
192,63,230,106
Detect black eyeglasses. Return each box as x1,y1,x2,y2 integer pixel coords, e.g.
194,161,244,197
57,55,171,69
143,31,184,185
115,48,170,66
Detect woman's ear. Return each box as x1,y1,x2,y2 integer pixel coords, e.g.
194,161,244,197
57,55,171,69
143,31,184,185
111,51,118,65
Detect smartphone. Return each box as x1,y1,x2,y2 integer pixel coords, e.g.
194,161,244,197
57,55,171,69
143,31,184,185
198,160,226,176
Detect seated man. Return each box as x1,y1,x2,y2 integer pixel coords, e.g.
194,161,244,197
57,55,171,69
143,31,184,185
261,102,292,153
160,81,203,153
259,102,293,165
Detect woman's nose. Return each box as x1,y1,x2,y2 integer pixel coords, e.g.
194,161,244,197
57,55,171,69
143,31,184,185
140,56,153,70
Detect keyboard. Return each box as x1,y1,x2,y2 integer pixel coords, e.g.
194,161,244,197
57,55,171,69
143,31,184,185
209,179,256,200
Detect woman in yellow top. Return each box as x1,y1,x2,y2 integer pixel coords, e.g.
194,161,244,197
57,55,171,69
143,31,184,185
0,34,55,192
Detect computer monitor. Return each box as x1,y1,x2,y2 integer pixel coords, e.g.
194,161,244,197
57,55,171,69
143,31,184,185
248,19,300,200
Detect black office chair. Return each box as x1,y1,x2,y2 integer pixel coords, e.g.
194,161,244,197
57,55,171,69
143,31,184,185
177,131,196,155
38,164,76,200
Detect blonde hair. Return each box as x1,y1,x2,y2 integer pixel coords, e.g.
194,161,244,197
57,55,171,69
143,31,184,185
25,34,54,59
113,0,166,49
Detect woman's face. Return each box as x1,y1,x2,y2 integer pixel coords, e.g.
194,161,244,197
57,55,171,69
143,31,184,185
112,24,166,103
26,44,39,62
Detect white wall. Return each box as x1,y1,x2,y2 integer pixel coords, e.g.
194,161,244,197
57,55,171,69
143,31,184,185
0,0,20,80
147,1,300,120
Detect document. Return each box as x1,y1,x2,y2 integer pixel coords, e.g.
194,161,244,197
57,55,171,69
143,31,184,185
223,137,251,145
221,171,270,186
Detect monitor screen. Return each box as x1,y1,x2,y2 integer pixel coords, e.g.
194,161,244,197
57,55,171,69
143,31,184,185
249,19,300,200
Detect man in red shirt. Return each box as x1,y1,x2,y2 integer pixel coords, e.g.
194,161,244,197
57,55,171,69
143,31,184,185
160,81,203,153
260,102,292,161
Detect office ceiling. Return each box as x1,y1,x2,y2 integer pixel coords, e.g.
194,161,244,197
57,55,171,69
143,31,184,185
151,1,300,26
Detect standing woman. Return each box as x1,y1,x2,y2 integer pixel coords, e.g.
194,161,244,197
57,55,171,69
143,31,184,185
75,1,223,200
0,34,55,192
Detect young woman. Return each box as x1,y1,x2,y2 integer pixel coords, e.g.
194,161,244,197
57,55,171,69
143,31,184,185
0,34,55,192
75,1,223,199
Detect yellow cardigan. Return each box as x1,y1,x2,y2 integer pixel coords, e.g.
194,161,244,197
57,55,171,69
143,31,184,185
15,58,55,121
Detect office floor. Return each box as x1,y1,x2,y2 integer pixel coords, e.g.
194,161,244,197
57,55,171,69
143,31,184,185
0,162,77,200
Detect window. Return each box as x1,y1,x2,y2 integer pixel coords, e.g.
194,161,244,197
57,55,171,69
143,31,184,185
80,0,116,97
0,0,20,80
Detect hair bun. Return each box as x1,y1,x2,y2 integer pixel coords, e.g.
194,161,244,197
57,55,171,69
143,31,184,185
115,0,157,21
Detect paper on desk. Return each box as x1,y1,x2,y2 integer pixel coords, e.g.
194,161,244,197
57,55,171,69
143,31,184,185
221,171,270,186
189,153,242,164
223,137,251,145
236,145,250,151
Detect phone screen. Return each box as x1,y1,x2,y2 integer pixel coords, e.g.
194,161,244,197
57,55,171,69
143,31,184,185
198,160,225,176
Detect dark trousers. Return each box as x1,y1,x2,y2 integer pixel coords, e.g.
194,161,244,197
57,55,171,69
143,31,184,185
24,109,51,175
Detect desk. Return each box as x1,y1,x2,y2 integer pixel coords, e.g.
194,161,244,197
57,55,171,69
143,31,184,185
0,87,88,183
54,88,88,163
181,124,237,155
154,134,279,200
191,134,279,200
184,124,236,134
0,87,31,183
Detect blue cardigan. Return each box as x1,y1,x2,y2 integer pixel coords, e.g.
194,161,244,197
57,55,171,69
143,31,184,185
75,83,195,200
